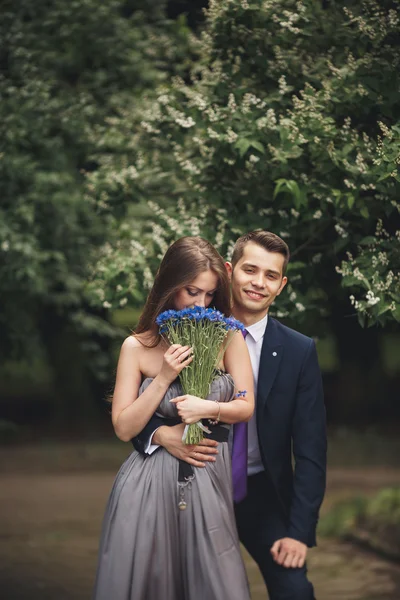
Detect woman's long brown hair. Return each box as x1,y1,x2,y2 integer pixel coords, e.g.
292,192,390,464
134,237,231,346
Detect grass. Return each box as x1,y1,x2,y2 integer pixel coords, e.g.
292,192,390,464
319,487,400,561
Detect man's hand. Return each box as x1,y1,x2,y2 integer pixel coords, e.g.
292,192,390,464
153,424,218,467
270,537,307,569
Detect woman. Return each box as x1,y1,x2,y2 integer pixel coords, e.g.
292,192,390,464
93,237,254,600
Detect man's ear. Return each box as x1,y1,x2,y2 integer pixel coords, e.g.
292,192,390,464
277,276,288,296
225,261,233,280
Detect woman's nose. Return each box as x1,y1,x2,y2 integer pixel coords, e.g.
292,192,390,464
194,296,206,307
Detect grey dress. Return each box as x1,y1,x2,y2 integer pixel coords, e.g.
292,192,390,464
93,373,250,600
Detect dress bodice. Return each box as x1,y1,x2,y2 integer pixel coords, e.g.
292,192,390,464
139,372,235,419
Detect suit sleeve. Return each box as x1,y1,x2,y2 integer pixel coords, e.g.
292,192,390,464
131,414,166,455
287,339,327,546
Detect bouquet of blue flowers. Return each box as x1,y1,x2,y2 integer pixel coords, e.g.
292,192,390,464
156,306,245,444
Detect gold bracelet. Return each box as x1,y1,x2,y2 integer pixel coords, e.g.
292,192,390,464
208,400,220,426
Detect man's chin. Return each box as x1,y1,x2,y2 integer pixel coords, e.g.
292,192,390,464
242,297,269,312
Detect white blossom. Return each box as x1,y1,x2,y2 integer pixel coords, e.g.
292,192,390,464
225,128,238,143
176,116,196,128
276,310,289,318
228,93,237,112
157,94,170,105
207,127,220,139
365,291,380,306
334,223,348,238
278,75,290,95
143,267,154,290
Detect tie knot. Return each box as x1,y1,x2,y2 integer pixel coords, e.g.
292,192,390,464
242,329,248,339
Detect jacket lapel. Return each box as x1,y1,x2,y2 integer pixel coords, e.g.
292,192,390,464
256,317,283,412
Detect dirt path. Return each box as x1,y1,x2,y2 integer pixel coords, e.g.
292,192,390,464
0,449,399,599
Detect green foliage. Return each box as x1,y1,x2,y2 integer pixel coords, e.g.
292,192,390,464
0,0,194,365
319,496,368,538
320,487,400,559
85,199,232,308
87,0,400,327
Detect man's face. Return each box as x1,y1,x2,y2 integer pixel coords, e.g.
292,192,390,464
227,242,287,318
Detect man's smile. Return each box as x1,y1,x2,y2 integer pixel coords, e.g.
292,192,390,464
244,289,267,301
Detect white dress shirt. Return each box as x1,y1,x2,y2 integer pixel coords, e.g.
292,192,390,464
245,313,268,476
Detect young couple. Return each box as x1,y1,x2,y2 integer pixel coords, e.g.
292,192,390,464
93,231,327,600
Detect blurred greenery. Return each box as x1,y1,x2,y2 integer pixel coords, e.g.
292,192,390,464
0,0,196,424
328,428,400,468
87,0,400,329
320,487,400,560
0,0,399,431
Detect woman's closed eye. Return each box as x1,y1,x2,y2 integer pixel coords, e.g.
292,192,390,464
186,288,198,297
186,288,215,298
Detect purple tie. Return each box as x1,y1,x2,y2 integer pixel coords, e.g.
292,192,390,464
232,329,248,503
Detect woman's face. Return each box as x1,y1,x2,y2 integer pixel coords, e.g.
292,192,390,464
174,269,219,310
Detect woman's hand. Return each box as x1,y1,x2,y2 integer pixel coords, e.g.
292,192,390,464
157,344,193,386
170,395,215,424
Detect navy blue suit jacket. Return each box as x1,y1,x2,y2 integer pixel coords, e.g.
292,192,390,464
133,317,327,548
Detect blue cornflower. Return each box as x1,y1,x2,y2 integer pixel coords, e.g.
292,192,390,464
156,306,245,333
223,316,245,331
155,309,178,326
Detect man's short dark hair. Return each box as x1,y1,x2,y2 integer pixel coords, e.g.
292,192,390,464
231,231,290,276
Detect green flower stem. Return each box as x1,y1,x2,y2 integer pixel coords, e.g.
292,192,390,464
164,318,230,443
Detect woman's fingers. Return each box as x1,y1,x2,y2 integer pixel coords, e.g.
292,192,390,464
165,345,193,364
175,346,192,361
165,344,182,355
179,355,193,368
169,395,187,404
167,344,190,356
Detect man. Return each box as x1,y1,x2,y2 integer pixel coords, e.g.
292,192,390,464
134,231,327,599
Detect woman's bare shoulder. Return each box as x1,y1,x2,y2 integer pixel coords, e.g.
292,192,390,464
122,332,159,351
121,335,141,349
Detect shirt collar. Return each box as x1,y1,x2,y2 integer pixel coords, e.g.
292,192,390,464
245,313,268,344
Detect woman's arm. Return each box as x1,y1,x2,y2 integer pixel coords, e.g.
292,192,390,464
112,337,193,441
171,331,254,424
222,330,254,422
